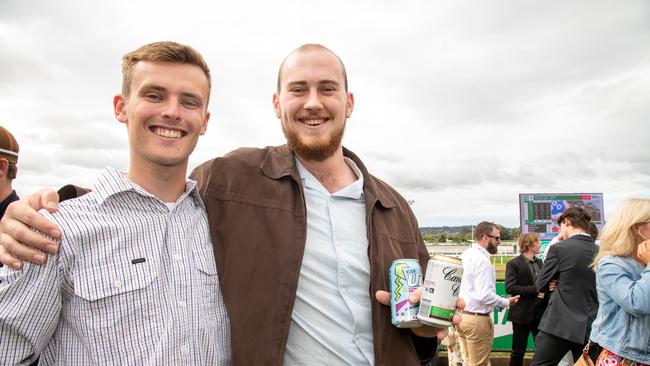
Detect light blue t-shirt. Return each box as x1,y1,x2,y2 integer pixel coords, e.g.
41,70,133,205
284,158,374,365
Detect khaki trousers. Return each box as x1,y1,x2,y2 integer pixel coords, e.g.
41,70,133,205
457,313,493,366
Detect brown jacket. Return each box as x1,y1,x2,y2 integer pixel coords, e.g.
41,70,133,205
190,145,436,365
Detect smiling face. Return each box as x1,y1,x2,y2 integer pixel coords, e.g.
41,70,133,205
114,61,210,172
273,47,354,161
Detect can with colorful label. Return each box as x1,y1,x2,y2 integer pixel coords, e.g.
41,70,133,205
417,254,463,327
389,259,423,328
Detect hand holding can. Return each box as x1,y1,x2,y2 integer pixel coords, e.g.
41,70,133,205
389,259,423,328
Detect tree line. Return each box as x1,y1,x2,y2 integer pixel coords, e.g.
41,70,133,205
420,226,521,244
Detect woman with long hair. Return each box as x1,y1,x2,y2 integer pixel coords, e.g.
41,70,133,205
590,198,650,365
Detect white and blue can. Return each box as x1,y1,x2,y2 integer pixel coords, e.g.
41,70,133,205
389,259,423,328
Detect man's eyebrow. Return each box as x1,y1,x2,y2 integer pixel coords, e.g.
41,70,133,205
139,84,167,93
139,84,204,102
319,79,340,85
286,80,341,86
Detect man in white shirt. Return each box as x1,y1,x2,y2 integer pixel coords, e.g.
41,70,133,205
457,221,519,366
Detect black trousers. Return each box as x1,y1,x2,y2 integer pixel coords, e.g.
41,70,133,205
530,331,584,366
510,323,539,366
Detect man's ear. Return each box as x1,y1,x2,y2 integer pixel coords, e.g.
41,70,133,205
0,159,7,178
272,92,281,119
114,94,128,124
200,111,210,135
345,92,354,118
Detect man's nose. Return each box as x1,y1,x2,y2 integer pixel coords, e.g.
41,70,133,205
304,89,323,111
161,100,182,121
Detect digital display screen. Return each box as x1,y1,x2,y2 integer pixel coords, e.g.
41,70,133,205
519,193,604,241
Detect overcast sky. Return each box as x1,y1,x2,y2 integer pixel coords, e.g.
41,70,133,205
1,0,648,227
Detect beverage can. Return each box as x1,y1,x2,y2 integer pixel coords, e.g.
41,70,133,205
389,259,423,328
417,254,463,327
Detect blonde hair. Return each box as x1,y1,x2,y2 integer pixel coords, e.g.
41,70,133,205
121,41,211,99
518,232,539,253
594,198,650,267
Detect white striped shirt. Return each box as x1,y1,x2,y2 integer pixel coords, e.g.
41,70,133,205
0,167,231,365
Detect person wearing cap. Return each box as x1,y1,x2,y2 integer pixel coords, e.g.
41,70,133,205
0,126,20,219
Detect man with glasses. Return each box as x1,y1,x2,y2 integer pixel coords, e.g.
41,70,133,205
457,221,519,366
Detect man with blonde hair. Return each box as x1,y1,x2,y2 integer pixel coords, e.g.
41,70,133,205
0,42,231,365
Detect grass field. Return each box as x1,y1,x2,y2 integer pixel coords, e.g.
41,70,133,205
491,255,514,281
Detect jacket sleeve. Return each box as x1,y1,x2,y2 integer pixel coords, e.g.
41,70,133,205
505,259,537,296
597,259,650,317
407,206,439,363
537,245,560,293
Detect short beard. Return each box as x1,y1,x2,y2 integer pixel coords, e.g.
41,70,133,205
487,242,498,255
283,123,345,161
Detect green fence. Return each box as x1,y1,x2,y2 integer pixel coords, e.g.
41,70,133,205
492,281,535,351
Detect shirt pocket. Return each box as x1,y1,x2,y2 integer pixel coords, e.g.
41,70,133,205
193,242,226,325
70,256,161,360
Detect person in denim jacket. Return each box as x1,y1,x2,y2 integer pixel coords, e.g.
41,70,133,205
590,198,650,365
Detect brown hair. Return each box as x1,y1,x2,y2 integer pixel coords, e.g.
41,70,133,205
474,221,501,242
277,43,348,92
587,221,599,240
558,207,592,231
518,232,539,252
121,41,211,99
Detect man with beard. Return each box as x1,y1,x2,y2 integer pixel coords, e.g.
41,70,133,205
0,44,455,365
457,221,519,366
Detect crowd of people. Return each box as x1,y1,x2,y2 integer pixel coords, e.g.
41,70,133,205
453,205,649,366
0,41,648,366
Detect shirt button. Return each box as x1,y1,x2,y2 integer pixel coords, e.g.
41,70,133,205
181,345,190,355
179,301,186,308
174,255,182,262
114,280,123,288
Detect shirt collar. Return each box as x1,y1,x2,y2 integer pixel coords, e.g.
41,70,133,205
570,232,592,239
295,157,364,199
93,167,202,208
259,144,397,208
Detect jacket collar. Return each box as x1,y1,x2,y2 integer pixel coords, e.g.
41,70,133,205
260,144,397,208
